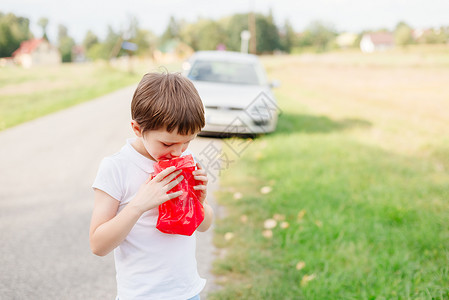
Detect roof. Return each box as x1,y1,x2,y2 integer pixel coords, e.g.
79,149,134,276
190,51,259,63
12,38,46,57
365,32,394,45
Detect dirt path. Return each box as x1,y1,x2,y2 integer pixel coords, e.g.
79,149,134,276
0,86,219,299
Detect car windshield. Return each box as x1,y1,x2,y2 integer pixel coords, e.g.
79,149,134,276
188,60,263,85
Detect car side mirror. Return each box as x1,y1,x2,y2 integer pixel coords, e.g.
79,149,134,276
269,80,280,89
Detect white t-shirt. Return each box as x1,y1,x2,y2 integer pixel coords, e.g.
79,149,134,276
92,138,206,300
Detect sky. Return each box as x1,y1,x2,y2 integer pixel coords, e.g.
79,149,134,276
3,0,449,44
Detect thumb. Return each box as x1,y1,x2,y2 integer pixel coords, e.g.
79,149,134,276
146,172,154,184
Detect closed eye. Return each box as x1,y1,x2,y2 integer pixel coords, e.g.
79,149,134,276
162,143,173,147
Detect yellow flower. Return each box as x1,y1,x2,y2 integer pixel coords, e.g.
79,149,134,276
262,230,273,239
224,232,234,241
260,186,272,194
297,209,306,221
264,219,277,229
300,274,316,287
296,261,306,270
280,221,290,229
273,214,286,221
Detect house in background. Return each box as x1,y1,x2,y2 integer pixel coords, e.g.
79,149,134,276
12,38,61,68
360,32,395,53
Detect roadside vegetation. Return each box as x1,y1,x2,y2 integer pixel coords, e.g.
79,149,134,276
0,63,142,130
0,61,185,131
210,45,449,299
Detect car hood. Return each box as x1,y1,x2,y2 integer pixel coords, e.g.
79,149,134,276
192,81,274,109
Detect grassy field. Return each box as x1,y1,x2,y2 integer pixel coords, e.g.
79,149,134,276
0,59,181,131
211,46,449,299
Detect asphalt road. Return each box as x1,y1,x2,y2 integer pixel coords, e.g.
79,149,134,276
0,86,220,299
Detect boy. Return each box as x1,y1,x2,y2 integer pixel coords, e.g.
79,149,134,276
90,72,214,300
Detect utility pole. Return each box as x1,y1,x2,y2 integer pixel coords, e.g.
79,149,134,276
248,0,256,54
241,30,251,53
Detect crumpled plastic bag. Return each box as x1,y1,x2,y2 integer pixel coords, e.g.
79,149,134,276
153,154,204,236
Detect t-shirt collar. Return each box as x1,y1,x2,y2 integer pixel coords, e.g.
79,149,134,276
122,138,155,173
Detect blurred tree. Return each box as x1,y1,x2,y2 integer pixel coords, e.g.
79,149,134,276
37,17,49,41
395,21,413,46
421,27,448,44
298,21,337,52
104,25,123,59
222,14,248,52
58,24,75,62
85,25,130,60
221,12,281,54
132,29,156,56
86,43,108,60
160,16,181,44
279,19,296,53
83,30,99,51
125,15,139,40
125,16,155,56
0,12,32,57
180,18,226,51
255,11,281,53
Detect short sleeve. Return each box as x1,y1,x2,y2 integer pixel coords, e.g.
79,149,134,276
92,157,123,202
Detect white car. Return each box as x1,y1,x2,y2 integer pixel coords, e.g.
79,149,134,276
183,51,279,136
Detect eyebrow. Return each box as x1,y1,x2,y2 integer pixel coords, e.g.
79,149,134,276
161,137,196,144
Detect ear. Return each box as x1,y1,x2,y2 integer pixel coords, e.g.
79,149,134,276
131,120,143,138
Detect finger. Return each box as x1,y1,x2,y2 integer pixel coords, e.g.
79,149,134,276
192,169,206,176
164,175,184,192
153,166,178,182
146,173,154,184
193,185,207,190
160,170,182,185
194,175,208,183
165,190,183,201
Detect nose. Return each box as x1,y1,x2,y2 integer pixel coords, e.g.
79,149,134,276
170,145,184,157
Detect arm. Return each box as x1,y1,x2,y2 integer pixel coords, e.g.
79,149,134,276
89,166,184,256
197,201,214,232
193,163,214,232
89,189,142,256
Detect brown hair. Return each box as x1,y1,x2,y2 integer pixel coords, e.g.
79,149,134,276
131,72,205,135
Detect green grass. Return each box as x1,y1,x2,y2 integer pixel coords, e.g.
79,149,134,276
0,60,182,131
0,63,139,130
210,49,449,299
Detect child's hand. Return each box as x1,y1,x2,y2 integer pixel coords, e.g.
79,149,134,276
130,166,184,214
192,163,208,204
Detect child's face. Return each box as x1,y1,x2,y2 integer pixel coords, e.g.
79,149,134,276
138,127,197,161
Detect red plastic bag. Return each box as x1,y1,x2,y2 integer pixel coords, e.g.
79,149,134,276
153,155,205,236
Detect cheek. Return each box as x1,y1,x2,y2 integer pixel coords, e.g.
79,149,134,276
157,146,175,158
143,140,163,156
155,146,169,156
